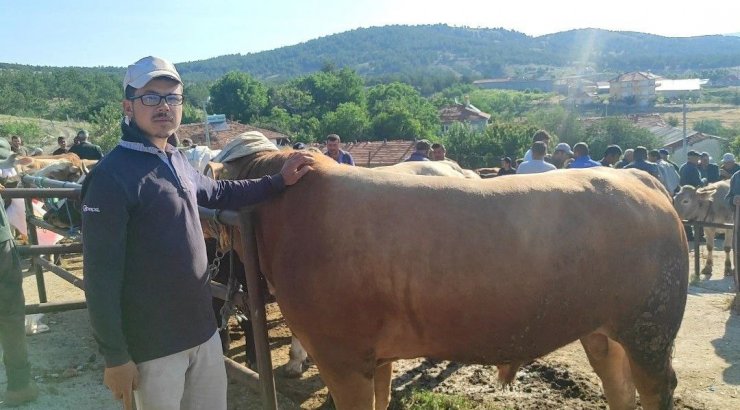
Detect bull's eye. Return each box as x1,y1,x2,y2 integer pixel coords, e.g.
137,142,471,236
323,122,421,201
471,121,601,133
682,199,690,205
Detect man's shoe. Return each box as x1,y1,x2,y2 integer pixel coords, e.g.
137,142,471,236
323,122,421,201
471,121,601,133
2,382,39,407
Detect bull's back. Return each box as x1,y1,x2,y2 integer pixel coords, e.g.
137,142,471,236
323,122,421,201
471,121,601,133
257,167,688,364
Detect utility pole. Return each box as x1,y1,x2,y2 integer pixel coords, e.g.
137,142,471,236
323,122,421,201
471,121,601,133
681,99,687,155
202,99,210,148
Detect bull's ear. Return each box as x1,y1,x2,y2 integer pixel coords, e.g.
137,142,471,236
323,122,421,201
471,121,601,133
697,189,716,202
205,162,224,180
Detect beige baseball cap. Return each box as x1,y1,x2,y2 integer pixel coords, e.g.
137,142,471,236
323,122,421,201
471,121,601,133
122,56,182,92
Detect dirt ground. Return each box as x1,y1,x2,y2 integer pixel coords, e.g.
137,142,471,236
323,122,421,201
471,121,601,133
2,245,739,409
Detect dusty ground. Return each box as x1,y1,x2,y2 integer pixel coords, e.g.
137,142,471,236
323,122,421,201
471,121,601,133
1,244,739,409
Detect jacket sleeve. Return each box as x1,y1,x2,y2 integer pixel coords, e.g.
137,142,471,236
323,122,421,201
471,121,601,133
185,163,286,210
81,169,132,367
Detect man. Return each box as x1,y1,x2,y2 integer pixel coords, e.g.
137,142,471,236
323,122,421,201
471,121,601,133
567,142,601,168
522,130,551,162
9,136,29,156
615,148,634,169
550,142,573,169
52,136,68,155
431,143,447,161
624,146,660,180
405,139,431,162
516,141,556,174
659,148,680,172
497,157,516,176
699,152,721,184
81,56,313,410
720,153,740,180
680,150,706,189
324,134,354,165
0,139,39,407
649,149,680,194
679,150,706,242
599,145,623,167
68,130,104,160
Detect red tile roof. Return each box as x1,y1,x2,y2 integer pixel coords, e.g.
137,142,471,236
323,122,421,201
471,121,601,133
177,120,291,150
310,140,417,167
439,103,491,123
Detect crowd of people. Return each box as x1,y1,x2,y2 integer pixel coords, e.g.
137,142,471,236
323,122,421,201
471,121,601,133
483,129,739,198
4,129,104,161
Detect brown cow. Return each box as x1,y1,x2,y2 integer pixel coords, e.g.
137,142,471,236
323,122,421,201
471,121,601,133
221,151,687,409
673,181,734,277
13,153,87,182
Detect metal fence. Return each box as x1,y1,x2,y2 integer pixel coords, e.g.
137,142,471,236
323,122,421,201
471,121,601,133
1,176,278,409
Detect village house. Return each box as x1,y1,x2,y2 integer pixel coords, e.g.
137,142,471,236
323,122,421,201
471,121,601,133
608,71,660,107
439,97,491,132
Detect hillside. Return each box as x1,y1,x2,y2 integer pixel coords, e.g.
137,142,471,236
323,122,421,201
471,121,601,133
2,25,740,86
174,25,740,82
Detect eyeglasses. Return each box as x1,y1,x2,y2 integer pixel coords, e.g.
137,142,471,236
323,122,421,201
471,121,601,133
128,94,185,106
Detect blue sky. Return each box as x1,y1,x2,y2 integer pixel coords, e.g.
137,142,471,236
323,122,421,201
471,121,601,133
1,0,738,67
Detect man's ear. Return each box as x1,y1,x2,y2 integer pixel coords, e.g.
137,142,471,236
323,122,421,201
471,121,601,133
122,100,133,118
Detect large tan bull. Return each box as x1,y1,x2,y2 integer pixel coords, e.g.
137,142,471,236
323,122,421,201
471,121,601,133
673,181,734,277
222,151,687,409
375,160,480,179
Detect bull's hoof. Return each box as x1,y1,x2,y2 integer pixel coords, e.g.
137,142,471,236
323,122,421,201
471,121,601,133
724,269,735,277
283,361,305,378
701,265,713,277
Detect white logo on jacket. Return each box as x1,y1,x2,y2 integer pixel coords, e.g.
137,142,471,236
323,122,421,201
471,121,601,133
82,205,100,213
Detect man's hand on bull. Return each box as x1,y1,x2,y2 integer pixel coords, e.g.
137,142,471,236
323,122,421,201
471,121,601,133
103,361,139,410
280,152,315,186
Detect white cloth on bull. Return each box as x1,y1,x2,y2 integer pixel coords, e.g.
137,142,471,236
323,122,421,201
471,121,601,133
211,131,278,164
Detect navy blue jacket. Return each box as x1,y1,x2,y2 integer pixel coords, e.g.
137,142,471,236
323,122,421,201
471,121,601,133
679,162,705,188
81,121,284,366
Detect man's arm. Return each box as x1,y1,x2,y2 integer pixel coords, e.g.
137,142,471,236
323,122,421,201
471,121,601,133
190,151,314,209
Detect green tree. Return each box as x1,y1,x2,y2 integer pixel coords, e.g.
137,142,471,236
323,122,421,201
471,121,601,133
583,117,660,157
210,71,268,123
0,120,43,147
321,102,371,141
90,103,123,154
292,68,365,118
367,82,439,139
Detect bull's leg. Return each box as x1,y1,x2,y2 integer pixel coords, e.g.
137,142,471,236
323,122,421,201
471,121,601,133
284,336,308,378
236,314,257,369
724,229,734,276
314,358,375,409
580,333,636,410
701,229,716,277
373,361,393,410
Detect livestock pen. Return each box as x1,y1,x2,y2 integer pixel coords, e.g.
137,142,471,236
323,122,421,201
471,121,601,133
1,176,279,409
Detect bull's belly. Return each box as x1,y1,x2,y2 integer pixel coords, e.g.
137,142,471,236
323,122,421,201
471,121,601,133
375,315,601,365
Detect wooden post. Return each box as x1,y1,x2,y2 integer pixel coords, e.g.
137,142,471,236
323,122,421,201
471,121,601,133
694,223,701,278
238,209,278,410
24,197,47,303
734,204,740,292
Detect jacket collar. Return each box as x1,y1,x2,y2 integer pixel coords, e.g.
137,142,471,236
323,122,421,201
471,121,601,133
119,119,178,154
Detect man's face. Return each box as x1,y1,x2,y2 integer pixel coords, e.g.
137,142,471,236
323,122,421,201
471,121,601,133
326,140,340,155
701,155,710,165
123,78,183,141
432,147,446,160
604,154,619,165
552,150,567,162
10,136,20,148
58,139,66,148
688,156,699,165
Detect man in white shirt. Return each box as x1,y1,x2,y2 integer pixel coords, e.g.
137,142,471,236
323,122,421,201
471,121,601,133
517,141,557,174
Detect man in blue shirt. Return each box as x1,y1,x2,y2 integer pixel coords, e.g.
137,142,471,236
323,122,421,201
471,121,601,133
568,142,601,168
324,134,354,165
624,146,660,179
82,56,314,410
679,150,706,189
405,139,432,162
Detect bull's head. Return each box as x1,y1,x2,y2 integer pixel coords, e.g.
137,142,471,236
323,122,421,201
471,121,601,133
673,185,717,221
